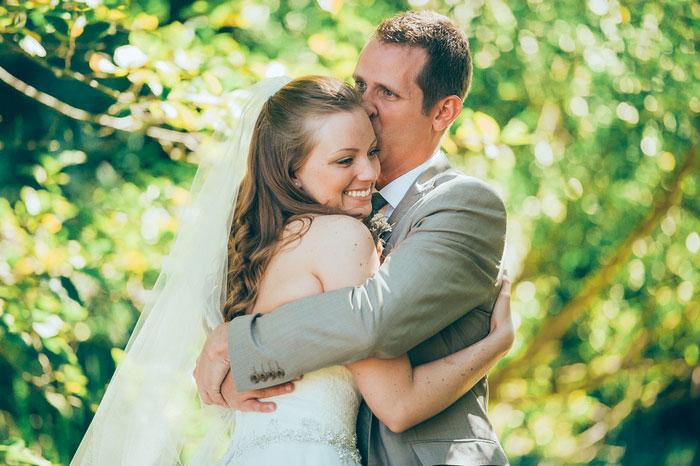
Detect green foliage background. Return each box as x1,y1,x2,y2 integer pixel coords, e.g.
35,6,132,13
1,0,699,464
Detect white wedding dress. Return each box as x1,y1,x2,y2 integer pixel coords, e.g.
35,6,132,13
70,77,364,466
214,365,362,465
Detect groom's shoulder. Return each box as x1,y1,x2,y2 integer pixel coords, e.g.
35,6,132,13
427,170,505,212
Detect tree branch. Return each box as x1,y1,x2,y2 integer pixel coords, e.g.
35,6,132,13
566,372,643,463
492,146,700,389
553,330,651,395
65,12,78,71
2,36,122,101
0,64,199,150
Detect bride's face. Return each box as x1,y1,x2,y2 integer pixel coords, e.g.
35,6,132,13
294,109,380,217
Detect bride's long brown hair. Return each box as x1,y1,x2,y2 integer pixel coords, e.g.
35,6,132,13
223,76,364,321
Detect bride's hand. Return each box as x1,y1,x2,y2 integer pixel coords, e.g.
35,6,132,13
489,274,514,353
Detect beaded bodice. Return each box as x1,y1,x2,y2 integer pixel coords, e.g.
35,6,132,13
217,365,361,464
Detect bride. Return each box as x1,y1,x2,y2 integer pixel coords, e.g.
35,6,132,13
71,75,512,465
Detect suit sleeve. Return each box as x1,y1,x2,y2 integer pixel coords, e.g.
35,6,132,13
228,178,507,390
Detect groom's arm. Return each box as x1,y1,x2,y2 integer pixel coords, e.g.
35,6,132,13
230,177,506,391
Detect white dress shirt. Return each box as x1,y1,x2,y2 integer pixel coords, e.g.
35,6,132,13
377,151,438,218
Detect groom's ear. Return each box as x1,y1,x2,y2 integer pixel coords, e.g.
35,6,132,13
431,95,463,132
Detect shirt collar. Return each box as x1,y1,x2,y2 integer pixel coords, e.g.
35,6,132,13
378,150,438,209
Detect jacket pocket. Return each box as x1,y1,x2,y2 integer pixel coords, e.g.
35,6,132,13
409,438,509,466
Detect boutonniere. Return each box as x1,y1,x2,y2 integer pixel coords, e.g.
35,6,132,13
365,212,392,244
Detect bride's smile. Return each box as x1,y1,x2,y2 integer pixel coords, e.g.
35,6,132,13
293,108,380,218
344,186,372,199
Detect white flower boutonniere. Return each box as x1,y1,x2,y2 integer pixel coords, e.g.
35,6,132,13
365,212,392,244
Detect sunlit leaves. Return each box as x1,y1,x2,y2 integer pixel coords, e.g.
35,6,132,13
19,35,46,57
2,0,699,464
88,52,116,74
113,44,148,68
130,13,159,31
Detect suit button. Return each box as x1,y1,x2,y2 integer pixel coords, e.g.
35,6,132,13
276,369,285,378
267,371,276,380
250,374,259,384
259,372,267,382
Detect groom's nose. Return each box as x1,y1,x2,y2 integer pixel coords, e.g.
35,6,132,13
362,98,378,119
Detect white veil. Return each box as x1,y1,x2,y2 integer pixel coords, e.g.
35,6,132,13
71,76,291,466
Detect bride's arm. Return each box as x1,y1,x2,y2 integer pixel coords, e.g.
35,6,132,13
314,216,513,433
347,279,512,433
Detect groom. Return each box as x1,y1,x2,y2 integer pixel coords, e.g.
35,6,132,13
195,10,510,466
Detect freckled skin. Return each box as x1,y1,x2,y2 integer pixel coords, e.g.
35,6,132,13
293,109,380,218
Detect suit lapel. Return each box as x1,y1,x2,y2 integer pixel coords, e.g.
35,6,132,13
384,152,453,254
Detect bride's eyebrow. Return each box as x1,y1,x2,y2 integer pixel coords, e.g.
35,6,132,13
332,138,377,155
331,147,360,155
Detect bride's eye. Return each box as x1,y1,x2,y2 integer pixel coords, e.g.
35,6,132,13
369,148,380,157
336,157,354,166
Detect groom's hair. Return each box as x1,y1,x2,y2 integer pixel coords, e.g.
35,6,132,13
374,10,472,115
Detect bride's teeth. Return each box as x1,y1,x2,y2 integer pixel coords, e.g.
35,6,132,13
346,188,370,198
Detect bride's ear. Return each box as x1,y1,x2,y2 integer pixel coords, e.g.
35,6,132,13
292,177,302,189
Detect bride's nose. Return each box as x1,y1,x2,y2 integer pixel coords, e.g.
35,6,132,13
356,155,379,182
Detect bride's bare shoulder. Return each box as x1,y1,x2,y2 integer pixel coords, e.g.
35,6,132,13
305,215,379,289
280,214,371,252
305,214,373,245
284,215,375,261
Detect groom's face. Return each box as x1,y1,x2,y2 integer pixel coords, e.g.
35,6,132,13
353,39,435,187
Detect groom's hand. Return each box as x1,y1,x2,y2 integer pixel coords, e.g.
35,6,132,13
220,371,298,412
193,321,233,407
193,321,300,410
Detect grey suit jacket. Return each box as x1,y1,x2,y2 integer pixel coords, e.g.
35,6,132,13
228,153,509,465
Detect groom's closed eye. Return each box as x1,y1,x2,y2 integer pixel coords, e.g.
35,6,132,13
379,86,397,98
